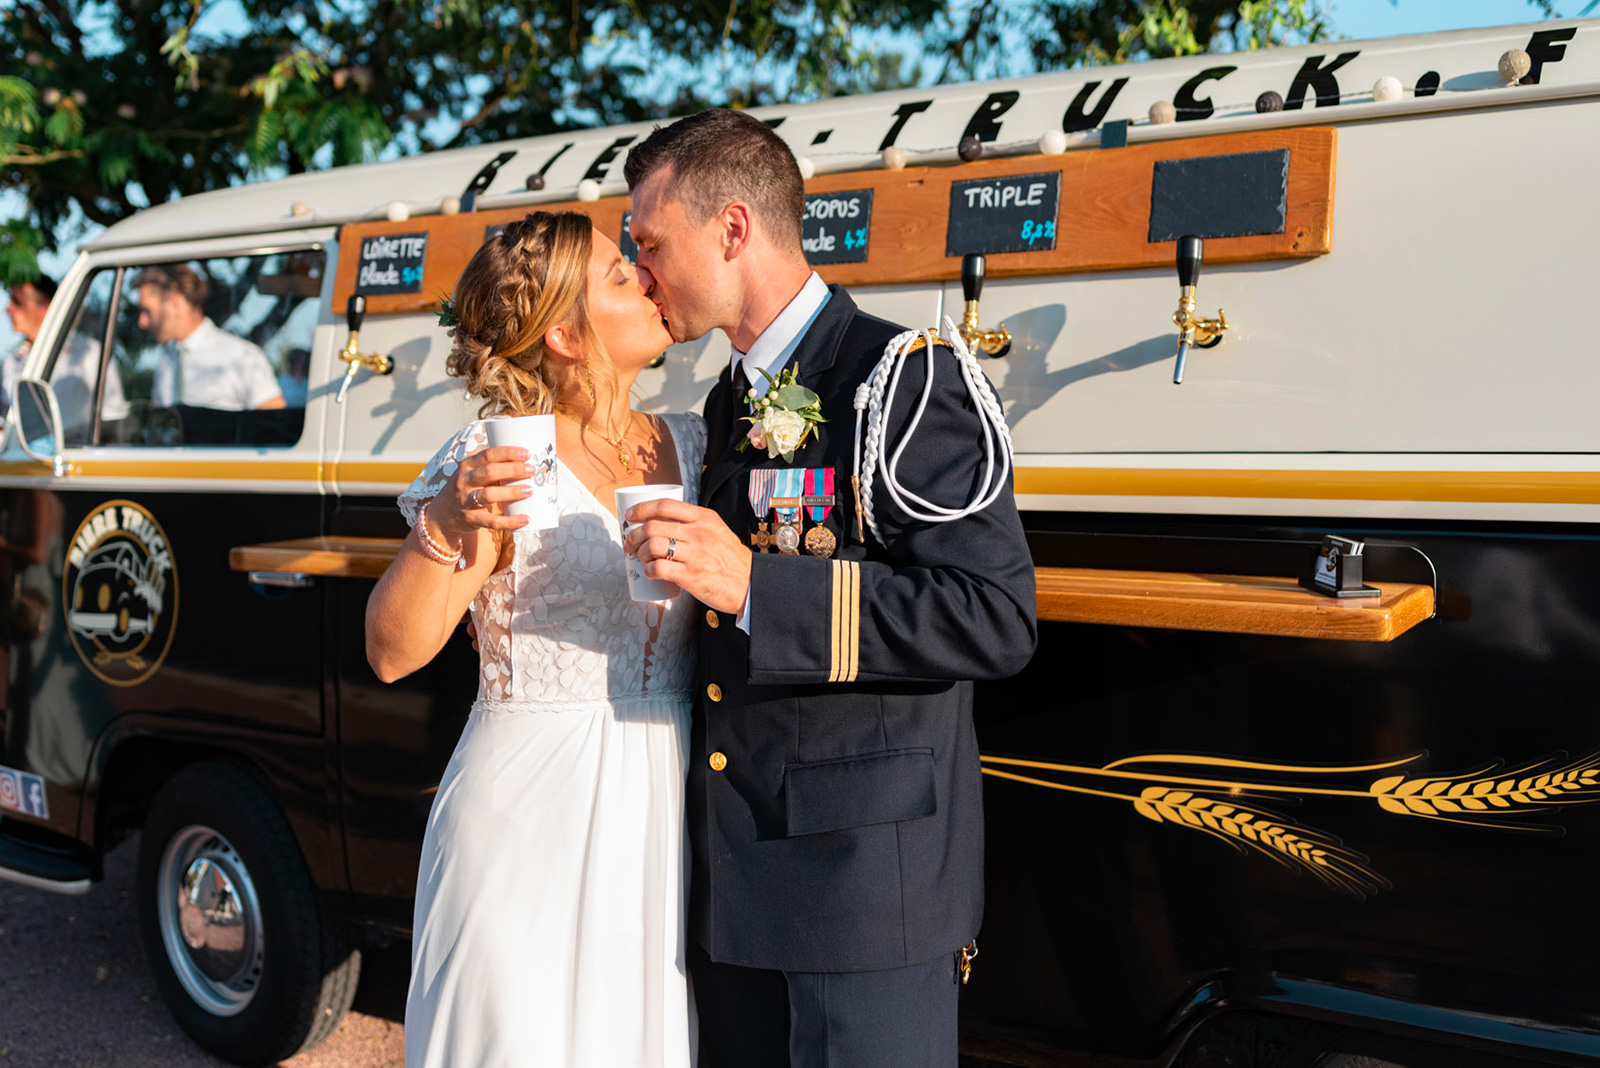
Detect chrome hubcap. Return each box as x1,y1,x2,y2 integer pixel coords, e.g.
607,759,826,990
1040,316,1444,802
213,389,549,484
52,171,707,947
156,826,263,1016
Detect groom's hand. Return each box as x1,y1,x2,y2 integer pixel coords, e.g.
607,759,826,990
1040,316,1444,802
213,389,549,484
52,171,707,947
623,499,751,614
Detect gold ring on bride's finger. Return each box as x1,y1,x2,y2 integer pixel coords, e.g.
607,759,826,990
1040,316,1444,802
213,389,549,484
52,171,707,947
471,488,484,508
666,538,677,560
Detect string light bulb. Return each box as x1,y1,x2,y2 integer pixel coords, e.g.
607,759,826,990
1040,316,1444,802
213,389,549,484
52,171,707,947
1499,49,1532,85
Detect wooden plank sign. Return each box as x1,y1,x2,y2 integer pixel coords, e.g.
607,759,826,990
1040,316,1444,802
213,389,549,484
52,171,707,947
332,126,1334,315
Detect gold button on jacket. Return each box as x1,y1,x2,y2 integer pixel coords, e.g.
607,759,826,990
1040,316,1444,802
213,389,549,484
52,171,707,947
705,609,720,628
706,683,723,702
709,752,728,772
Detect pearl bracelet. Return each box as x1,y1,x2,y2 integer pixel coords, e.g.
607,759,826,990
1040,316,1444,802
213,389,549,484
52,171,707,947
417,501,463,565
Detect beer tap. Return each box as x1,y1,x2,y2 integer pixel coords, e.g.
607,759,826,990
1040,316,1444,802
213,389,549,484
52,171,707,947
957,253,1012,358
337,295,394,404
1171,234,1227,385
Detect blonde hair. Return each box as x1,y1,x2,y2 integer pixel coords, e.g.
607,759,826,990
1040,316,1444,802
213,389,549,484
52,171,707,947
444,211,611,418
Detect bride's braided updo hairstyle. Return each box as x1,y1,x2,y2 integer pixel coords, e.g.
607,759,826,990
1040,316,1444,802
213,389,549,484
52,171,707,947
444,210,610,418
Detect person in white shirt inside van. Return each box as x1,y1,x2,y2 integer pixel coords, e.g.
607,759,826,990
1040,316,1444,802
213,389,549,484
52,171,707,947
131,264,286,411
4,274,131,437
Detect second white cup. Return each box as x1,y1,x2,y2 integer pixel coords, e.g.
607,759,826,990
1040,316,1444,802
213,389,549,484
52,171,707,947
482,414,560,530
615,483,685,601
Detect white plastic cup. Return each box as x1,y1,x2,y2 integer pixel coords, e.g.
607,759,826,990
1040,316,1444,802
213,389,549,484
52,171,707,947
482,414,560,530
615,483,685,601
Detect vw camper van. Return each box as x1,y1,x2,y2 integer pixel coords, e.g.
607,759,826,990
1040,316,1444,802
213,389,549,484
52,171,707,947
2,17,1598,1067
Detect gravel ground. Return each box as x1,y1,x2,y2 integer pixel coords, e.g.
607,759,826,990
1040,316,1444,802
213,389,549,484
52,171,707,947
0,835,1113,1068
0,834,409,1068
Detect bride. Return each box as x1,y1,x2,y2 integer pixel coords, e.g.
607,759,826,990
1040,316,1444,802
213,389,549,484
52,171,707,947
365,211,700,1068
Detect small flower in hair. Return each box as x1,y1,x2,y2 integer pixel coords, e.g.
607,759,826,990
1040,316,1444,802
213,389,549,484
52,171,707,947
436,290,459,330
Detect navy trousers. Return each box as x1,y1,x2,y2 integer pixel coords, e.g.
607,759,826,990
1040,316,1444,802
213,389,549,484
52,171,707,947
690,940,961,1068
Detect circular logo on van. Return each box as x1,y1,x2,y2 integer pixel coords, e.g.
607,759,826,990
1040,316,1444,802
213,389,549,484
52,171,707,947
63,500,178,687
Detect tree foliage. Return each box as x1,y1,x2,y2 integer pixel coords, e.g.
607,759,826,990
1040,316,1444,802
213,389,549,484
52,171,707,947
0,0,1561,284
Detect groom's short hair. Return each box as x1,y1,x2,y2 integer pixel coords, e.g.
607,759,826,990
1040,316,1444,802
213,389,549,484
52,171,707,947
624,109,805,253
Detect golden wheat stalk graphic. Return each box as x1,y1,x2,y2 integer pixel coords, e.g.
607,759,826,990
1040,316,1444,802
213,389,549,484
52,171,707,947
1366,752,1600,829
1132,787,1386,896
980,748,1600,896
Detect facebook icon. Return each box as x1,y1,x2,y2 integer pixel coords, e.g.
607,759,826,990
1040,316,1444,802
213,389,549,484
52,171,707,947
18,773,48,819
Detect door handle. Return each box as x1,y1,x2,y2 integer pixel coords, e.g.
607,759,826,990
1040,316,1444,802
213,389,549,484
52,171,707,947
247,571,315,589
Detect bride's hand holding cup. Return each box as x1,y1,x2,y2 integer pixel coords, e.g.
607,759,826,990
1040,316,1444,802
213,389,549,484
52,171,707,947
427,446,537,543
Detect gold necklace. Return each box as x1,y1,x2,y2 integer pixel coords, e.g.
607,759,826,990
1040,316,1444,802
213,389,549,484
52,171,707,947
558,410,635,475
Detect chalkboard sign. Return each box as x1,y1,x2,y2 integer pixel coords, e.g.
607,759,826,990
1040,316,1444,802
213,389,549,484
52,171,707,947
620,212,639,263
946,172,1061,257
356,232,428,295
1148,149,1288,243
803,190,872,265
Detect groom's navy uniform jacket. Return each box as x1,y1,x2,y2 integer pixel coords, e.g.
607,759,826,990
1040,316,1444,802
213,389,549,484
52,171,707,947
692,285,1037,974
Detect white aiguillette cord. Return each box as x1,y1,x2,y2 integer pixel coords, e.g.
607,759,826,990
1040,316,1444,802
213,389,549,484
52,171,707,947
851,315,1014,547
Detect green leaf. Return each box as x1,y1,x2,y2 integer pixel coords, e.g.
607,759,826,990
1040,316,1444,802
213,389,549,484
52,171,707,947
775,384,819,409
43,104,84,147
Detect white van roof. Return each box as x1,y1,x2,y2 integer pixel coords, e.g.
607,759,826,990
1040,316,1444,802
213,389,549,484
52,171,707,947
87,18,1598,252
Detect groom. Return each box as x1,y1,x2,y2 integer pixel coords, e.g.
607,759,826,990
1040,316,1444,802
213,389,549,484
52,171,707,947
622,109,1037,1068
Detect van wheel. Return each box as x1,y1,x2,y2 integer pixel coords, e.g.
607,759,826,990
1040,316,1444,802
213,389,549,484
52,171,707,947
136,761,361,1066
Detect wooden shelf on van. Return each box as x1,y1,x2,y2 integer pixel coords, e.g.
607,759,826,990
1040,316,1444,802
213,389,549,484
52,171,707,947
1034,567,1433,642
229,536,403,580
227,547,1431,641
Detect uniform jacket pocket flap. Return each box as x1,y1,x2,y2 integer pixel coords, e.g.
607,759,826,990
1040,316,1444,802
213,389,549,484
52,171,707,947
784,748,936,837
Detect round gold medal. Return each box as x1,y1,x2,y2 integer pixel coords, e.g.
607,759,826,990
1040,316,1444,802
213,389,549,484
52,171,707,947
804,525,836,558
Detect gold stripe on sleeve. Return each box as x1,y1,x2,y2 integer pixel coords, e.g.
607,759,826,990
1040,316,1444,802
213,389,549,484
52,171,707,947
829,560,845,683
844,560,861,683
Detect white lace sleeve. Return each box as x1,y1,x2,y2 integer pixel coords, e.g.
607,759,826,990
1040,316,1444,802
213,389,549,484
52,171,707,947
396,422,488,528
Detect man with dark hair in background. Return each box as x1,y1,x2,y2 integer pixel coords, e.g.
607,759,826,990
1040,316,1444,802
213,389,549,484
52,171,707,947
131,263,285,411
3,274,129,438
620,108,1037,1068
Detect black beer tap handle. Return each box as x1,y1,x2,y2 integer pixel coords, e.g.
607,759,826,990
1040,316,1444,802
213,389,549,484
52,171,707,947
1176,234,1203,288
346,295,366,333
961,253,986,303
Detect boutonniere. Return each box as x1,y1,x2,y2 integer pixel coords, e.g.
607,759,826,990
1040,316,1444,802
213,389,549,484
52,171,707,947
737,363,826,462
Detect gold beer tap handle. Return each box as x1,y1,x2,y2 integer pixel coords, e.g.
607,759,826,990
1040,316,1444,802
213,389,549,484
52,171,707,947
957,253,1011,358
336,296,394,404
960,299,1013,358
1170,236,1228,385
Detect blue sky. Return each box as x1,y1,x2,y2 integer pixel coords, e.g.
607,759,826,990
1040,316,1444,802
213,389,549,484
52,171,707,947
1333,0,1593,37
4,0,1589,354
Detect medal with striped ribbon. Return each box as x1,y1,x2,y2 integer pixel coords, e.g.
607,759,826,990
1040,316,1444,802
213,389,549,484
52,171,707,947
747,469,778,553
802,468,837,558
770,468,804,554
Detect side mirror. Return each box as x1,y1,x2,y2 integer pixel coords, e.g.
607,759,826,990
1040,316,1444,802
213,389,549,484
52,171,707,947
14,377,66,474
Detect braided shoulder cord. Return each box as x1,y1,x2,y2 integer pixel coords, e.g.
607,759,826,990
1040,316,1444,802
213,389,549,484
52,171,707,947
852,315,1015,547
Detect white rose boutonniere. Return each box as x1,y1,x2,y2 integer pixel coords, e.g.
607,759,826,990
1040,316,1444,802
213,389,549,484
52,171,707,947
737,362,826,462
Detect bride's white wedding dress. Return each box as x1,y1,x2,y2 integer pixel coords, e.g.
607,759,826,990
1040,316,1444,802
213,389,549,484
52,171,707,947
398,412,703,1068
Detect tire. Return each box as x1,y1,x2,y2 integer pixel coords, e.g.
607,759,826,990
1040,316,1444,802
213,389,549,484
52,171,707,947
136,760,361,1066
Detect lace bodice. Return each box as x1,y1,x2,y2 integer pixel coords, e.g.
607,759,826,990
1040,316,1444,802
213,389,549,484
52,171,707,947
398,413,706,704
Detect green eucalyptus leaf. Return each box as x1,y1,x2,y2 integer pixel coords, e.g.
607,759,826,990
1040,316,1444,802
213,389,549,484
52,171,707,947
775,384,818,409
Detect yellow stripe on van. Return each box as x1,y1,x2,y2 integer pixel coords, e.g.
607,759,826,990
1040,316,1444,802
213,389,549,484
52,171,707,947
1013,468,1600,506
4,458,1600,508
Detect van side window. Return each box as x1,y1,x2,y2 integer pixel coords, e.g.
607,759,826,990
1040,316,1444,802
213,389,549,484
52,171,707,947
38,270,128,448
96,250,325,448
